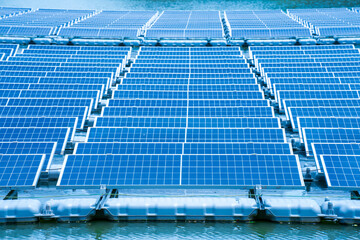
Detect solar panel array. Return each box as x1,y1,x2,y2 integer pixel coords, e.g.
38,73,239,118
0,43,131,189
144,11,224,39
251,44,360,190
0,8,94,36
57,46,304,189
225,10,312,39
287,8,360,37
58,11,157,38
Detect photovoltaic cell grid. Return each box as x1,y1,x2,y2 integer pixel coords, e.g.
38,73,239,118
287,8,360,37
312,143,360,173
0,127,70,154
145,11,224,39
57,154,304,188
0,142,56,171
225,10,311,39
55,46,304,189
58,11,157,38
0,154,45,189
321,155,360,190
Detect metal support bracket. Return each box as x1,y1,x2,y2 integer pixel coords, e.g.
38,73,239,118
249,185,264,210
351,191,360,200
4,190,17,200
95,185,112,210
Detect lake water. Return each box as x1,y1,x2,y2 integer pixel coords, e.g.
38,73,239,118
1,221,360,239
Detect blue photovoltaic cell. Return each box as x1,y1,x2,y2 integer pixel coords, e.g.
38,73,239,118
0,142,56,171
117,84,259,92
289,107,360,130
102,106,273,118
321,155,360,189
181,155,304,187
19,90,100,109
303,128,360,155
0,106,87,129
123,78,256,85
28,83,104,96
0,98,8,105
187,107,273,117
75,143,183,155
112,91,263,99
183,143,292,154
95,117,187,128
0,127,70,154
0,154,45,189
102,107,187,117
277,90,359,109
187,117,279,128
86,128,186,143
298,117,360,141
0,117,78,141
108,99,188,107
38,77,110,91
57,154,182,188
268,78,342,89
283,99,360,119
273,84,351,99
312,143,360,173
186,128,285,143
7,98,93,112
0,83,30,89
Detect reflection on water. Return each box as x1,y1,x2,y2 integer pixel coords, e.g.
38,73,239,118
0,221,359,239
0,0,358,10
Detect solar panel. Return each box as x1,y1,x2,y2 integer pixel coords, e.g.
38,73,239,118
0,106,88,129
7,98,93,116
0,127,70,154
273,84,351,100
28,83,105,96
117,84,260,92
0,142,56,171
57,154,182,188
186,128,286,142
303,128,360,155
75,142,183,155
0,117,78,141
283,99,360,120
74,142,292,155
102,107,274,118
183,143,292,154
289,107,360,130
123,78,257,85
277,90,359,109
94,117,187,128
57,154,303,189
107,99,269,107
321,155,360,189
187,117,280,128
86,127,186,143
312,143,360,173
298,117,360,141
19,90,100,109
181,154,304,188
0,154,45,189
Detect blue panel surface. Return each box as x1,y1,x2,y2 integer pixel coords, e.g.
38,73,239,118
0,142,56,171
181,155,304,188
57,154,181,188
0,127,70,154
87,127,186,143
321,155,360,189
0,154,45,189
